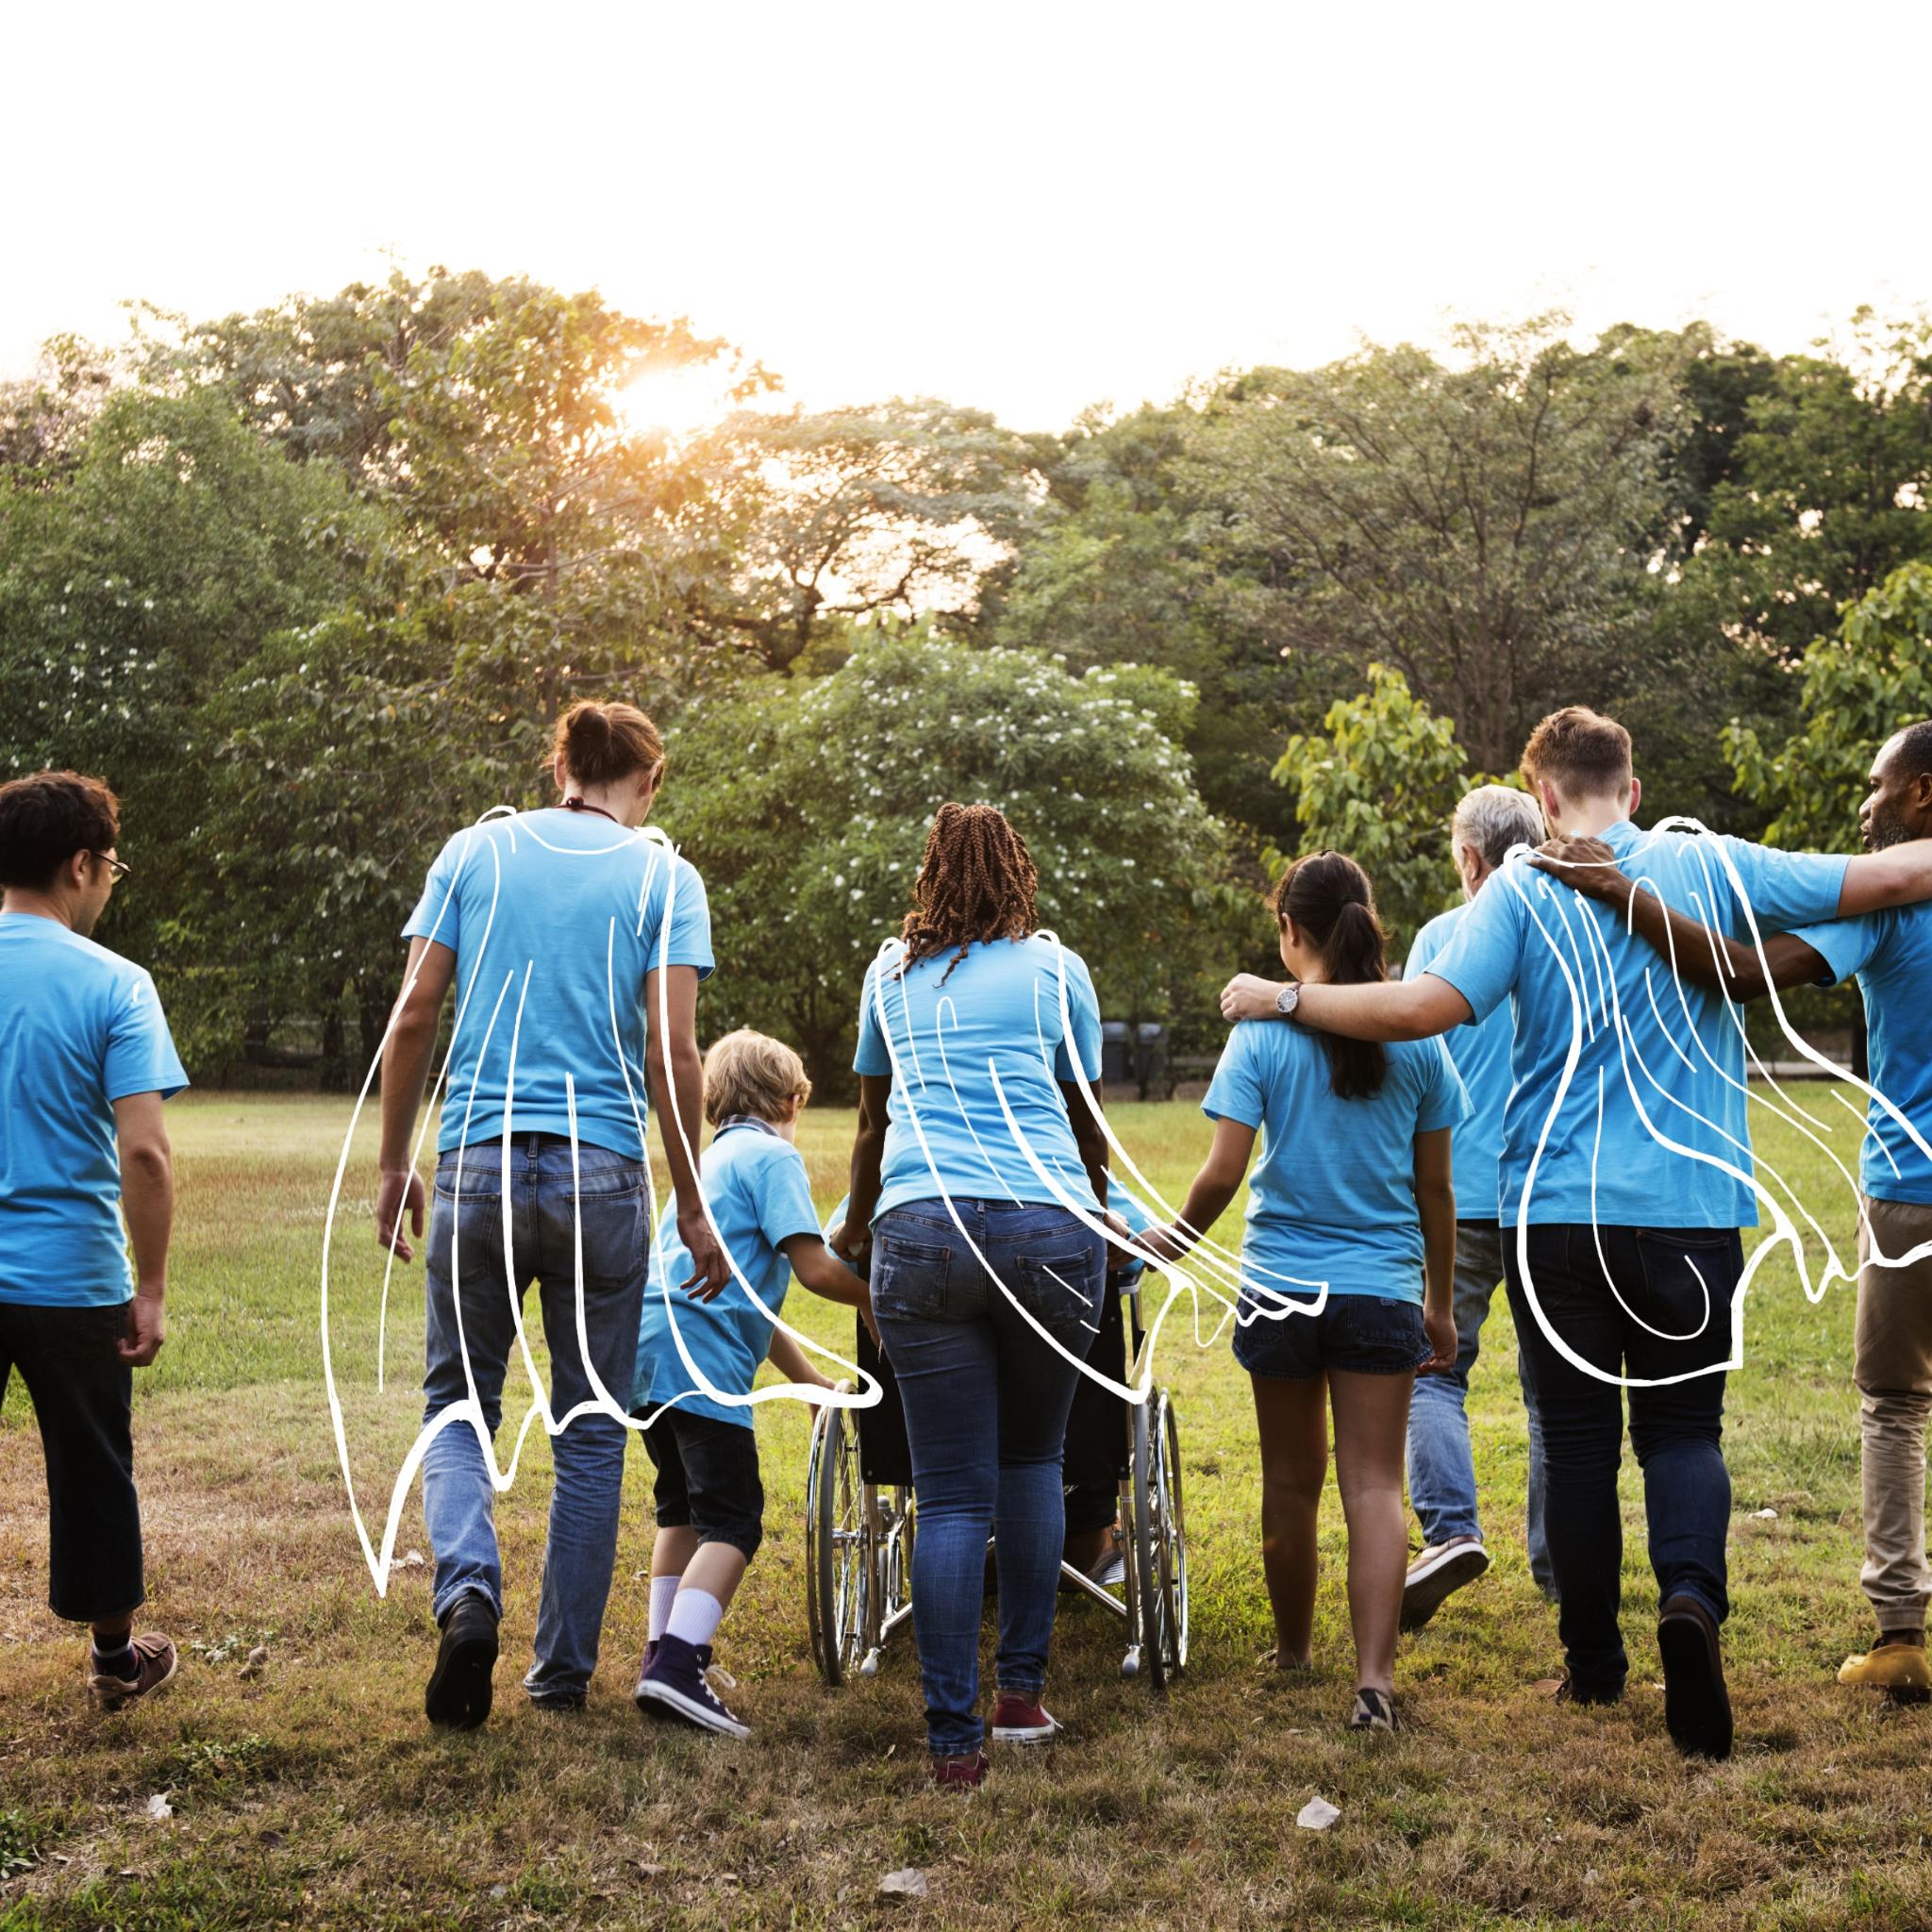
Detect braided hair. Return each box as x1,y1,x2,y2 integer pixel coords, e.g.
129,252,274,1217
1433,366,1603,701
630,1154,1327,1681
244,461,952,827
898,802,1040,983
1273,850,1390,1100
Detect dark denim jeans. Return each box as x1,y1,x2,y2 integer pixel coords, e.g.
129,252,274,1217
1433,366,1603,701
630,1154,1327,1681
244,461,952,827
1505,1222,1739,1696
421,1135,648,1706
872,1198,1107,1757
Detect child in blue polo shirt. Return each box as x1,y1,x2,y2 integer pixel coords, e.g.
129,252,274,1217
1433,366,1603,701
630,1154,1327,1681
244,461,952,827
631,1029,874,1738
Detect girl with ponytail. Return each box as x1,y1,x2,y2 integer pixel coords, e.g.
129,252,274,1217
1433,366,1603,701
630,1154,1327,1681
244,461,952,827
1149,851,1465,1735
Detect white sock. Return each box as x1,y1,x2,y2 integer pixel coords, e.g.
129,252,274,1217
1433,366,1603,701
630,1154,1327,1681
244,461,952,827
648,1576,682,1642
666,1587,725,1649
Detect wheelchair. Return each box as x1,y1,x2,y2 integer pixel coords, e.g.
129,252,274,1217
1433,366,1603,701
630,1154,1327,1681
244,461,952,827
804,1264,1189,1690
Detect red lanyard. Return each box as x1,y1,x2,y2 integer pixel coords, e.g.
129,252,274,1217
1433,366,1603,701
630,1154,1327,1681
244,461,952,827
562,797,621,825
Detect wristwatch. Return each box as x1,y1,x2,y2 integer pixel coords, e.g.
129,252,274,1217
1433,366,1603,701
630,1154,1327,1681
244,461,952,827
1274,982,1301,1019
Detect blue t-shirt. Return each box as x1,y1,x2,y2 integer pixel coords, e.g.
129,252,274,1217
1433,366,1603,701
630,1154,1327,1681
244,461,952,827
633,1121,824,1429
403,811,713,1159
1424,821,1849,1229
1202,1020,1468,1304
1792,903,1932,1206
1407,901,1511,1221
852,935,1104,1222
0,914,190,1307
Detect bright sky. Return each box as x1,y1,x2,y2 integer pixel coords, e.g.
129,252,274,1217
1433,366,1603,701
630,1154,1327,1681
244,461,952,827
9,0,1930,430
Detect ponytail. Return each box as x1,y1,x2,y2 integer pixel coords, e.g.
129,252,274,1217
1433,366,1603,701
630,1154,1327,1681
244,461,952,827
1271,851,1390,1100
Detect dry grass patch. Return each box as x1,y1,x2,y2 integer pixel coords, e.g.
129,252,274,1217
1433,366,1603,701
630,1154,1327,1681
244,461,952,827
4,1093,1932,1928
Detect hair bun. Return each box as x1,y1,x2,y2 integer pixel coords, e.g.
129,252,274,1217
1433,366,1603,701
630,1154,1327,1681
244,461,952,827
570,706,611,748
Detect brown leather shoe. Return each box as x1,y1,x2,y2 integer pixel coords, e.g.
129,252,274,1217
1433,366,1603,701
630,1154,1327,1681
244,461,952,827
88,1633,178,1713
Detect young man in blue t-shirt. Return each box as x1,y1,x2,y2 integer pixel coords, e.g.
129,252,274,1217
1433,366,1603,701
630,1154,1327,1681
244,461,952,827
0,772,189,1711
1220,707,1932,1759
1532,721,1932,1702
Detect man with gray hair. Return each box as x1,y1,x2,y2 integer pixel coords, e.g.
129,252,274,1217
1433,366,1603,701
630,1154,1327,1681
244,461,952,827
1397,783,1555,1628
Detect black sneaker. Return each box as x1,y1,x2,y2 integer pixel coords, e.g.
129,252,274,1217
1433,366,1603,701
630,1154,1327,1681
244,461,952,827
633,1635,750,1739
1657,1593,1733,1760
425,1593,499,1731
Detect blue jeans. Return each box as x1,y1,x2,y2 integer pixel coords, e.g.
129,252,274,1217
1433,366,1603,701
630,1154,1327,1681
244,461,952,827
872,1199,1107,1757
1405,1222,1555,1594
421,1135,649,1706
1504,1223,1739,1697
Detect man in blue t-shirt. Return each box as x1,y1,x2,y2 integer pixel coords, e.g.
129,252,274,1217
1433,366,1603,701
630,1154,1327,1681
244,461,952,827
1220,707,1932,1760
1400,784,1556,1631
0,772,189,1713
1530,720,1932,1702
375,701,727,1728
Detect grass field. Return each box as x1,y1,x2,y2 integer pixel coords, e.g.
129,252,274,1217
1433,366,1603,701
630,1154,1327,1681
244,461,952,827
3,1088,1929,1930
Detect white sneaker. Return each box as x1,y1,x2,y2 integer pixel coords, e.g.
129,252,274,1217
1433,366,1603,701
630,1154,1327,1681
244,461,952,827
1400,1538,1490,1631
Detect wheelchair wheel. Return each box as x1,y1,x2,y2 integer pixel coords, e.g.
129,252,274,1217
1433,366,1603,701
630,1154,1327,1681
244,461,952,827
1130,1388,1187,1688
805,1403,870,1686
861,1485,915,1676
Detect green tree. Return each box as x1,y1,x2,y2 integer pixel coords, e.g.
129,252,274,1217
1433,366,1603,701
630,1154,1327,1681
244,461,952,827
1724,562,1932,847
658,626,1239,1091
691,399,1044,674
1271,665,1478,954
1190,316,1691,774
995,403,1308,843
0,385,380,1062
1679,311,1932,671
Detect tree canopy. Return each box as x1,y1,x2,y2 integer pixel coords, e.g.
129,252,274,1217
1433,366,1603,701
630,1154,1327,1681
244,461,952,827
7,273,1929,1081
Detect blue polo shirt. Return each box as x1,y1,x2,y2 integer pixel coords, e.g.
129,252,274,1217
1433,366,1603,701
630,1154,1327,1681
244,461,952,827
852,935,1104,1222
1791,903,1932,1206
404,811,712,1159
0,913,190,1307
1423,821,1849,1228
1203,1019,1468,1304
1407,901,1510,1221
634,1120,824,1428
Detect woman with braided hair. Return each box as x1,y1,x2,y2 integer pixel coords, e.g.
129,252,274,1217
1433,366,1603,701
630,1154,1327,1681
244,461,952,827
834,802,1117,1788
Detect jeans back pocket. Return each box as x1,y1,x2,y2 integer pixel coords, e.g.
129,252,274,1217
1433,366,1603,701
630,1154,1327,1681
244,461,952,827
1631,1228,1740,1347
1012,1241,1105,1341
873,1233,952,1320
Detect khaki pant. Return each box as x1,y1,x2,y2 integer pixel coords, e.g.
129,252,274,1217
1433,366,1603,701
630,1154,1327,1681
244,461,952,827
1856,1196,1932,1632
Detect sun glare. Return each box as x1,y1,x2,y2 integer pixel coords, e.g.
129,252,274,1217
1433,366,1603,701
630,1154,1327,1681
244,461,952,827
611,365,741,441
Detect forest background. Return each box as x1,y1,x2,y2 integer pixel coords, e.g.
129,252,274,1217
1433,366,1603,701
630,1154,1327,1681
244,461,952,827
5,273,1930,1091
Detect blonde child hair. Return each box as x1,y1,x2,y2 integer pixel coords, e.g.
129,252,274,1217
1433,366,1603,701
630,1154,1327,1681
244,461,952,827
702,1029,812,1127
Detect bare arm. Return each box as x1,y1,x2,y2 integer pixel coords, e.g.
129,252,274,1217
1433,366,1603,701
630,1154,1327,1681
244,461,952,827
1155,1116,1257,1257
780,1231,879,1348
1412,1126,1457,1374
114,1091,173,1366
1282,974,1472,1043
375,937,457,1262
766,1324,833,1391
1528,838,1830,1000
1839,839,1932,916
644,963,729,1300
839,1073,892,1258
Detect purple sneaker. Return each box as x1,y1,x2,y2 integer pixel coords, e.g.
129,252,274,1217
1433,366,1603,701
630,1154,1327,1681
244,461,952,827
634,1635,750,1739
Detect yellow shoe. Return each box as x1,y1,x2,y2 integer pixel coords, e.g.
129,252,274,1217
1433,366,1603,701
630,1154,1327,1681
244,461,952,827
1838,1641,1932,1698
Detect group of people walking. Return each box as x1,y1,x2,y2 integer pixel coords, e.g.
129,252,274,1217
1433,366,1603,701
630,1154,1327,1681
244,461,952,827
2,696,1929,1787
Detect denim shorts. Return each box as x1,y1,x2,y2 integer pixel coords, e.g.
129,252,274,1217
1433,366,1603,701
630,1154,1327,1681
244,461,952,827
1233,1291,1429,1380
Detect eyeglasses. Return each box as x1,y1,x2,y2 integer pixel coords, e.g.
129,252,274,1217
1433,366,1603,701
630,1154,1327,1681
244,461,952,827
94,852,131,883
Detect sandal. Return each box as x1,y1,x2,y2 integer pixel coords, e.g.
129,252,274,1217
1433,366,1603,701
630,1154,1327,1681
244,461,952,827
1348,1687,1398,1732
